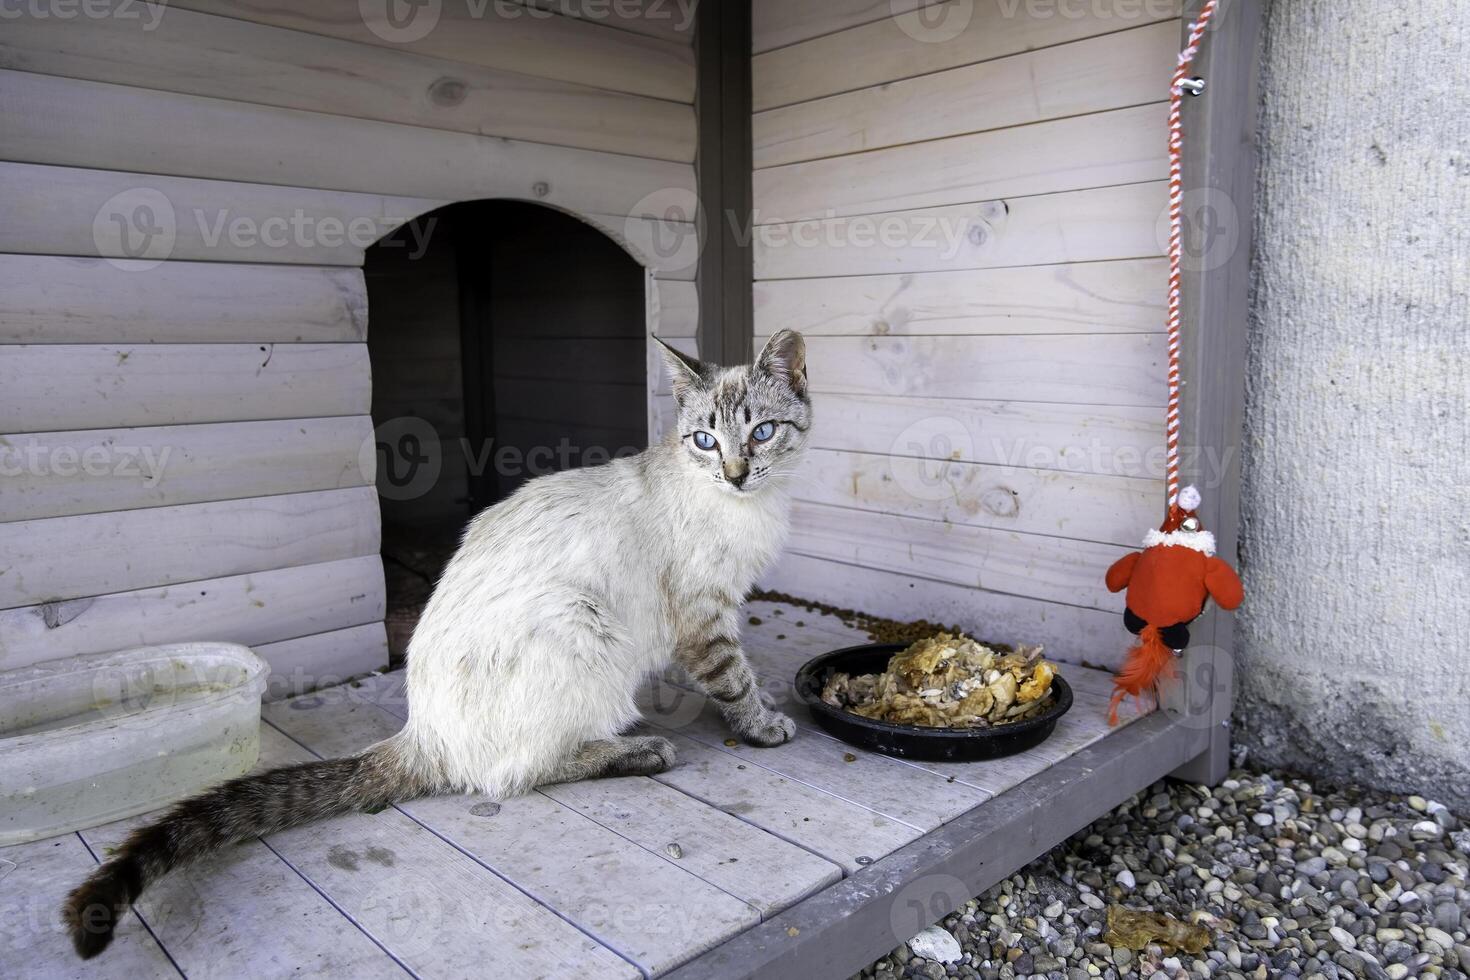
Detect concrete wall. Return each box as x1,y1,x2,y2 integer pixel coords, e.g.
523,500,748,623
1237,0,1470,808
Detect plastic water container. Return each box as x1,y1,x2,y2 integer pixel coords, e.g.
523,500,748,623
0,642,269,845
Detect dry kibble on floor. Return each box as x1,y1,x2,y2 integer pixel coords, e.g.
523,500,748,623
724,738,738,747
752,588,990,648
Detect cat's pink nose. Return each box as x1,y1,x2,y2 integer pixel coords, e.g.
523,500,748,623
723,459,749,487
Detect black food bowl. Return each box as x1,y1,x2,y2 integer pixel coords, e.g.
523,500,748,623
794,643,1073,761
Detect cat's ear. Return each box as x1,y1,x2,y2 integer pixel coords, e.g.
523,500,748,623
755,329,807,398
653,337,708,403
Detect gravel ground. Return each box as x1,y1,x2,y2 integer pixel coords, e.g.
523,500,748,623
859,766,1469,980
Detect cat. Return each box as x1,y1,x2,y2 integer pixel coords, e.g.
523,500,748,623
63,329,812,958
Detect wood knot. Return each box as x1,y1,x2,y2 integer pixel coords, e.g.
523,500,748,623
428,76,467,107
41,597,94,629
980,487,1020,518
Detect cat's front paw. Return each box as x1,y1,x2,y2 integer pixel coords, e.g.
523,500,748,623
741,711,796,747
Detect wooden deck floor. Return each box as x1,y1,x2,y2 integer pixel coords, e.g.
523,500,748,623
6,600,1149,979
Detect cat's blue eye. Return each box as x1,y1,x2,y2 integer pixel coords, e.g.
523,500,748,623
751,421,777,443
691,431,717,451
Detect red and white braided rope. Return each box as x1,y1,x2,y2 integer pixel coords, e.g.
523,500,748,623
1164,0,1219,506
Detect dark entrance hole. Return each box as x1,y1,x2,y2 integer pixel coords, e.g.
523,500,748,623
365,200,647,661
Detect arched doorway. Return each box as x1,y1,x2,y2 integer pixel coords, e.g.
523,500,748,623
365,200,649,661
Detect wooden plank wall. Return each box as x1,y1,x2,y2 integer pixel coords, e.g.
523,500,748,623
0,0,698,689
750,0,1181,667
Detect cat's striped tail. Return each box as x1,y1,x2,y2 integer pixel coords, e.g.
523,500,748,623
62,736,429,959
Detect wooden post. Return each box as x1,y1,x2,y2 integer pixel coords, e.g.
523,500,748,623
695,0,754,367
1167,0,1263,785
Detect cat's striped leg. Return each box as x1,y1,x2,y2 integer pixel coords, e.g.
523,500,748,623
676,625,795,747
540,735,677,785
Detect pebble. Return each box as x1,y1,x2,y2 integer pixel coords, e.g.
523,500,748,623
1425,926,1455,949
1412,821,1445,841
907,925,962,964
1300,856,1329,877
853,769,1470,980
1437,900,1465,930
1382,940,1414,962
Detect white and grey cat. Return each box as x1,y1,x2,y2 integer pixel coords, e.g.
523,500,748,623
64,329,812,958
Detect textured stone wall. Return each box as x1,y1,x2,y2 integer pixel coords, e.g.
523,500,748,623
1237,0,1470,807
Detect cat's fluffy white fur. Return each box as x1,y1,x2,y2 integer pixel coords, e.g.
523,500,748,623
388,329,811,797
396,443,792,796
63,330,812,961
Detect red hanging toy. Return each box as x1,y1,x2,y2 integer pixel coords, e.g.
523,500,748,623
1104,486,1243,723
1105,0,1243,724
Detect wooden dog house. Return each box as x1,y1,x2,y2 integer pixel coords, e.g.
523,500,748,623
0,1,1259,976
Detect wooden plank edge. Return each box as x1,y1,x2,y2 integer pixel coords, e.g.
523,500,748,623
752,0,944,55
751,4,1180,112
520,0,699,44
659,711,1208,980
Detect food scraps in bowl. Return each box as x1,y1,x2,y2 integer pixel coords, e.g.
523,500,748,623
818,632,1060,729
